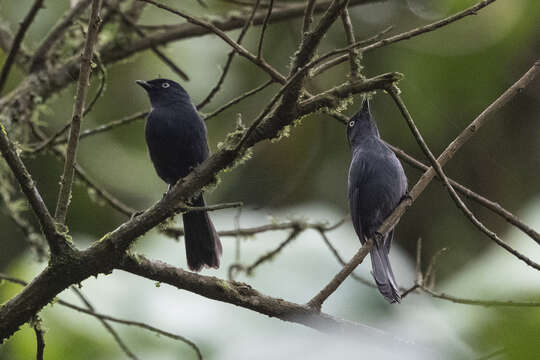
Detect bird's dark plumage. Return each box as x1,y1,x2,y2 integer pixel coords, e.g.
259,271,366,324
136,78,222,271
347,99,407,303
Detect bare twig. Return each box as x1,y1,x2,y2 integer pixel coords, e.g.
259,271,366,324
302,0,317,34
118,254,404,340
0,0,44,94
340,7,361,78
197,0,262,110
423,247,448,289
30,57,107,154
203,79,274,121
29,123,137,217
421,286,540,307
70,287,138,360
257,0,274,59
162,218,343,239
388,87,540,271
180,201,243,214
318,229,375,287
55,0,104,224
312,0,498,76
55,111,149,146
244,229,301,274
307,239,372,310
114,9,189,81
0,123,70,255
32,317,45,360
30,0,93,72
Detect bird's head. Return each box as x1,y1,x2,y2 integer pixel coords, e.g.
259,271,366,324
136,78,191,107
346,98,380,147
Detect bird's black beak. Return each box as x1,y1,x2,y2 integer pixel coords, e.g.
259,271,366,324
136,80,152,91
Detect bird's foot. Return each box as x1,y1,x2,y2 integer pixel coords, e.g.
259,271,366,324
401,192,412,203
374,231,384,244
130,210,144,220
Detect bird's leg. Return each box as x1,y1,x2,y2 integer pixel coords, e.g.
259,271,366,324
401,191,412,203
130,210,144,220
162,184,172,199
374,231,384,245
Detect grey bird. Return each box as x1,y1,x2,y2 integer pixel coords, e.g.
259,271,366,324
347,99,407,303
136,78,222,272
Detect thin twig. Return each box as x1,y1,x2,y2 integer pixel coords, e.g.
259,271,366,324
388,87,540,271
318,229,375,287
307,239,373,310
340,7,361,78
421,286,540,307
0,124,69,255
55,0,104,224
423,247,448,289
0,0,44,94
30,56,107,153
243,229,301,274
114,8,189,81
197,0,261,110
162,219,344,239
180,201,243,213
70,287,138,360
203,79,274,121
312,0,498,77
302,0,317,34
29,123,137,217
32,317,45,360
57,111,148,146
257,0,274,59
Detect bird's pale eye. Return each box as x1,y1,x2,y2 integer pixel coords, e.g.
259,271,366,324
162,83,170,88
349,120,355,127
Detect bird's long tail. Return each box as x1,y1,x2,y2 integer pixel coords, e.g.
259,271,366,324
370,230,401,303
182,195,222,271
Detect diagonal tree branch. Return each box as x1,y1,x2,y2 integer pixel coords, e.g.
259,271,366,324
118,254,403,340
0,123,70,255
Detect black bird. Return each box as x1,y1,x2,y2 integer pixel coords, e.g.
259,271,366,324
347,99,407,303
136,78,222,271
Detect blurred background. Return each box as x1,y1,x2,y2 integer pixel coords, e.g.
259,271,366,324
1,0,539,359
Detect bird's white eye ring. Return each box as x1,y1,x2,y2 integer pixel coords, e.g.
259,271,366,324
349,120,355,127
162,83,170,88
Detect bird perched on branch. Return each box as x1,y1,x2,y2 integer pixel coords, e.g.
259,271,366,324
136,78,222,271
347,98,407,303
